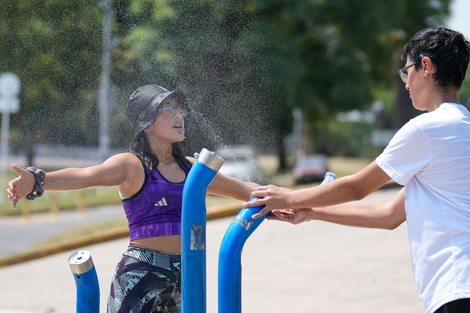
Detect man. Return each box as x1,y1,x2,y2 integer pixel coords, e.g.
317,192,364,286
244,27,470,313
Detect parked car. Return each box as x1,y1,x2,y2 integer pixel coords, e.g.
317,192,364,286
215,145,264,183
293,154,329,184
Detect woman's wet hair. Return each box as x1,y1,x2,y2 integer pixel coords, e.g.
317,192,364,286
130,133,192,174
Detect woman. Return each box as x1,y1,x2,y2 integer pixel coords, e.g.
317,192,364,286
7,84,258,312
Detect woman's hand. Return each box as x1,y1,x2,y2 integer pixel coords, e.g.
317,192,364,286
7,164,35,208
268,209,310,225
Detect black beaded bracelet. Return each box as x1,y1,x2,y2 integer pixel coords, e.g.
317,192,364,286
25,167,46,200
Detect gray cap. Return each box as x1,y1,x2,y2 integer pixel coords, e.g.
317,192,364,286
126,84,175,137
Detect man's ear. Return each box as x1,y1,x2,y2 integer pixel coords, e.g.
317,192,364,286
421,56,436,76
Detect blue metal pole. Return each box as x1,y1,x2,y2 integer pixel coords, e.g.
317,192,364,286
182,148,224,313
218,199,268,313
68,250,100,313
218,172,335,313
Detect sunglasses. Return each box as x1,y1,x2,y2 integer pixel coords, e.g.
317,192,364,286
159,102,188,117
398,62,417,84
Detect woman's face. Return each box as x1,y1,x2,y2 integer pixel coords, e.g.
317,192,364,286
145,96,187,143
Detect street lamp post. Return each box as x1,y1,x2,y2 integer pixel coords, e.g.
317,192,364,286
98,0,113,160
0,72,20,202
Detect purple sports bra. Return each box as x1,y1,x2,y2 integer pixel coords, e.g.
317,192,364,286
122,164,188,241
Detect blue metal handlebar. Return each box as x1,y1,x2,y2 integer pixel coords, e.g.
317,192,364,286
218,199,268,313
218,172,335,313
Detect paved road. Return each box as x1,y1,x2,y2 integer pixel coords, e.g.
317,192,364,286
0,204,124,257
0,188,425,313
0,155,119,257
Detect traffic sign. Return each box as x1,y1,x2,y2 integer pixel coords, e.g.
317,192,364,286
0,72,21,96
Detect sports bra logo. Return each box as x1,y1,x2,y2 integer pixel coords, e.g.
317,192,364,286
154,197,168,207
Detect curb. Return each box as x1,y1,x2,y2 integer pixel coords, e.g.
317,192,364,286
0,203,243,268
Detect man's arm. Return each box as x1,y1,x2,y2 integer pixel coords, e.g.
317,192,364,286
270,188,406,230
246,161,392,218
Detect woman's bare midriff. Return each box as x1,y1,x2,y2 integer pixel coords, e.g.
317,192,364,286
131,235,181,254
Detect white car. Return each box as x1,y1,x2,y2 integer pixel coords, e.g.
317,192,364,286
215,146,264,183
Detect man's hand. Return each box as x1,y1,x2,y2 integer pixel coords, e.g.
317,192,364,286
242,184,294,219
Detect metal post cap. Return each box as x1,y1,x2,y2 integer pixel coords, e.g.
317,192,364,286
69,251,95,275
194,148,224,172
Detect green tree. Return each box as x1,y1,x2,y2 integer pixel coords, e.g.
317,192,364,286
279,0,452,162
0,0,102,159
1,0,455,170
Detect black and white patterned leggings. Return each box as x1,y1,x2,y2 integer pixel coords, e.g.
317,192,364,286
107,244,181,313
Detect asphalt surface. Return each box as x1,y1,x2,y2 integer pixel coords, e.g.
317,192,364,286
0,204,124,258
0,187,425,313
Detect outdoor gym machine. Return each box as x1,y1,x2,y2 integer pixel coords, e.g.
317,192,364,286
181,148,268,313
217,171,335,312
218,199,267,313
68,250,100,313
181,148,224,313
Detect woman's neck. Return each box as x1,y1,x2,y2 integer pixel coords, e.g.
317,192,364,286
149,140,174,165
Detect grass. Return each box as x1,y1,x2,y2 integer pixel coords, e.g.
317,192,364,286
1,187,122,217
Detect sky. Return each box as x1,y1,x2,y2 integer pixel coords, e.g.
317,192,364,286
447,0,470,38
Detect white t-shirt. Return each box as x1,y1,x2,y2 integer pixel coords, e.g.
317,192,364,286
376,103,470,313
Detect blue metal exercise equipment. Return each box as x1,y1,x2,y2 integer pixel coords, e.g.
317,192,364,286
181,148,224,313
68,250,100,313
218,199,268,313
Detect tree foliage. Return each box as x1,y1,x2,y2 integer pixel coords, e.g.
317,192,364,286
0,0,455,167
1,0,102,156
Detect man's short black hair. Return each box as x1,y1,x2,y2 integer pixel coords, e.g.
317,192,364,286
402,27,470,89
